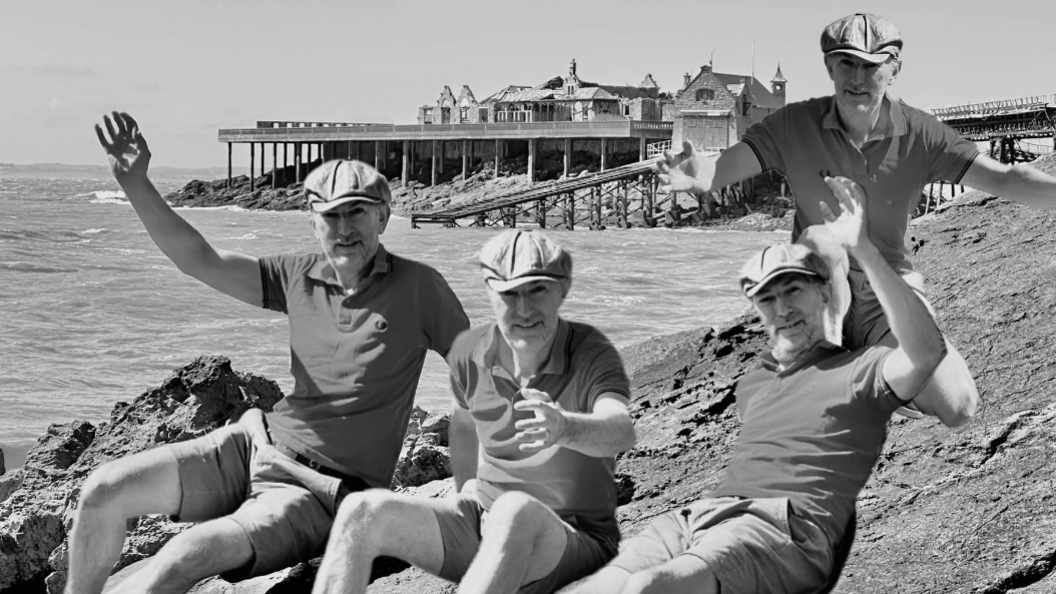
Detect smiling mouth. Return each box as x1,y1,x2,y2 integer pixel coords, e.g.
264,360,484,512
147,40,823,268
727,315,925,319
777,320,804,332
512,321,542,331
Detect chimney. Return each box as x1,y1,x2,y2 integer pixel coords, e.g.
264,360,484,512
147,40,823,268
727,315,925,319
683,73,691,89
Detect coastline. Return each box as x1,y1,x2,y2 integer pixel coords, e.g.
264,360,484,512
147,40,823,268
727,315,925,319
4,154,1056,592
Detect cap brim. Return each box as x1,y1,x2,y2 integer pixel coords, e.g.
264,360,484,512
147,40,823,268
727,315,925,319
309,195,384,212
825,48,896,64
485,275,565,292
744,267,820,297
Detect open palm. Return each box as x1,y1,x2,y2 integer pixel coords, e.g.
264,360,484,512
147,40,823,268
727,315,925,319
819,175,868,250
95,111,151,179
656,140,713,194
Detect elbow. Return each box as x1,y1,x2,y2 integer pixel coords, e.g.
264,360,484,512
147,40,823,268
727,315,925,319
617,419,637,454
940,392,979,429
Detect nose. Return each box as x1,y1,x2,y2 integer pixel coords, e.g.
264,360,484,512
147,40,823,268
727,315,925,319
849,64,866,85
514,293,532,317
336,213,354,236
773,295,793,317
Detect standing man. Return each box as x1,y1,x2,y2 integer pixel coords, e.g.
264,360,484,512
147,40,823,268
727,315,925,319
312,230,636,594
659,13,1056,411
566,176,978,594
69,112,469,594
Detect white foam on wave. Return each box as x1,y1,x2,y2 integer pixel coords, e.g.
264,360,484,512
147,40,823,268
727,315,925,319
82,228,108,235
174,205,248,213
81,190,129,204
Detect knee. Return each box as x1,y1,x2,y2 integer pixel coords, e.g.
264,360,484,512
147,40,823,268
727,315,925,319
76,461,131,512
485,491,549,533
333,488,402,531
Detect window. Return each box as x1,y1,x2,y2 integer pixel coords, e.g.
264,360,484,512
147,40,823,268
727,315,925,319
623,104,631,117
479,108,489,123
695,88,715,102
459,106,470,122
441,107,451,124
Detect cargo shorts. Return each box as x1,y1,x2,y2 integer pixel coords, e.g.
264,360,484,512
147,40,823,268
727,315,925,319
608,497,832,594
432,493,616,594
166,412,367,580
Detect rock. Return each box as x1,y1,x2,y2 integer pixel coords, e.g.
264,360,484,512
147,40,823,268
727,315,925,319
1,448,5,475
0,355,284,593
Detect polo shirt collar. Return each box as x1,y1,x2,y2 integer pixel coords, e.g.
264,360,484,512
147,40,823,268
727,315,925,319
472,318,571,377
759,340,846,376
307,243,392,286
823,93,907,138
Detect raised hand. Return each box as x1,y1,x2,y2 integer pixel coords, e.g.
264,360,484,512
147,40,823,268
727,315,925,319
95,111,151,180
513,390,567,453
819,175,869,252
655,140,714,194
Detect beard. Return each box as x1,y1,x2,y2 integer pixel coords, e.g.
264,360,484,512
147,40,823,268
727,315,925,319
770,320,825,364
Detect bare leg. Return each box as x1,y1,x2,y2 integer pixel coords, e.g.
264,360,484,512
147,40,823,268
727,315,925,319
312,489,446,594
618,556,719,594
457,492,568,594
560,566,633,594
107,517,254,594
65,447,182,594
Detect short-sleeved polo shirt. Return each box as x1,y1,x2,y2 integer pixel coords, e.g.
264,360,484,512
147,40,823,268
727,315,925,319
448,319,631,546
260,245,469,488
742,95,979,273
712,343,907,545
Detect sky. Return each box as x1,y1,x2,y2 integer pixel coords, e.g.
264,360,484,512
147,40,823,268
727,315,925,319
3,0,1055,169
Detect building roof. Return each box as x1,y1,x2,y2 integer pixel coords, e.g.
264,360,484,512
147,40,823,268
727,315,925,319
712,72,784,109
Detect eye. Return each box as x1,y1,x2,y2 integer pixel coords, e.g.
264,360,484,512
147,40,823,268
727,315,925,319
529,284,549,296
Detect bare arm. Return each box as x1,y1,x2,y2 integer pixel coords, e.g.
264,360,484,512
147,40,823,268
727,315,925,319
821,177,949,400
449,405,479,492
656,140,762,195
96,112,263,306
960,154,1056,209
513,393,636,458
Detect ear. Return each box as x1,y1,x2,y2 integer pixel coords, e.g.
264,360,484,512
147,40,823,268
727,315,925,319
378,204,391,234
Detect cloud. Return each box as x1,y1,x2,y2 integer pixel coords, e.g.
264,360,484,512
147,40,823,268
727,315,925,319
0,64,98,78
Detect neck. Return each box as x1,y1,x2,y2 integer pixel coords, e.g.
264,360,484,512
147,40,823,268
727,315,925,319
499,338,553,384
837,96,887,145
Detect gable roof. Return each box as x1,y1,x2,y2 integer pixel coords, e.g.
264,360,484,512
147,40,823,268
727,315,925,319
713,72,784,109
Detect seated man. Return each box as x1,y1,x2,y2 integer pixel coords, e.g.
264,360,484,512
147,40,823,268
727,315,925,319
566,176,978,594
312,230,637,594
69,113,469,594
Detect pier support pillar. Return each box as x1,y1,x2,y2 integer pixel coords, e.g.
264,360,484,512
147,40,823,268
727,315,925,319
642,176,655,227
260,143,265,179
618,180,630,228
226,143,232,188
249,143,255,192
494,139,501,178
402,140,410,186
462,140,469,179
564,193,575,230
537,200,546,228
282,143,288,184
600,138,608,172
468,141,475,173
639,137,647,161
563,138,572,178
431,140,438,187
409,141,416,181
295,143,302,183
375,141,382,172
528,138,537,183
438,141,444,174
272,143,277,188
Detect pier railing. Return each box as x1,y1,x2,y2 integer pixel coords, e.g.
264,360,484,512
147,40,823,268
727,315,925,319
220,120,673,142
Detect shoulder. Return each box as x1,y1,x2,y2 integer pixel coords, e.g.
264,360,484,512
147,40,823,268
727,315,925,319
387,251,453,286
895,99,955,135
567,320,620,357
449,325,492,363
261,252,323,275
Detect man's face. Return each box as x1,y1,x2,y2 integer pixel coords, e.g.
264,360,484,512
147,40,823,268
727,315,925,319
827,53,899,118
488,279,567,353
311,201,389,275
751,274,828,365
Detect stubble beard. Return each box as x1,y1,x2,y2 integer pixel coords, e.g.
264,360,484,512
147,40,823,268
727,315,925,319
770,321,825,364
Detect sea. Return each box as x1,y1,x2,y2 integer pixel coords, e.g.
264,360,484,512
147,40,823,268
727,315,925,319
0,166,783,470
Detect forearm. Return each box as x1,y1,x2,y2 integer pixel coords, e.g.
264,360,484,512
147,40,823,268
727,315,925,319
558,409,635,458
1002,164,1056,209
116,174,217,273
852,241,945,366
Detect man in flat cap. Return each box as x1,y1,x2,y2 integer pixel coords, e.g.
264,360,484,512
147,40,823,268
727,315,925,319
566,176,977,594
69,112,469,594
658,12,1056,418
312,229,637,594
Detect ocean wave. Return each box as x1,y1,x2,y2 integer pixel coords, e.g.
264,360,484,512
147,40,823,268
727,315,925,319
0,261,78,273
0,228,93,243
173,205,248,213
79,190,129,204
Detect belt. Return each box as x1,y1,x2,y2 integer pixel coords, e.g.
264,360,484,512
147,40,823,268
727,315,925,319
262,419,371,492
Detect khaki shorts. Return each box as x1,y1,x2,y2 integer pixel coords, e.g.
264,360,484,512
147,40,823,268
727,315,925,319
433,493,615,594
609,497,832,594
167,414,366,580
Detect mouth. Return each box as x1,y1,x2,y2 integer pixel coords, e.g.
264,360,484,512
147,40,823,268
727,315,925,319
333,239,361,250
511,320,543,332
776,320,805,333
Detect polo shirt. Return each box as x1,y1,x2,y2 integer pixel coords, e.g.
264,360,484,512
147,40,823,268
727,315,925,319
741,95,980,273
448,319,631,545
711,343,907,546
259,245,469,488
